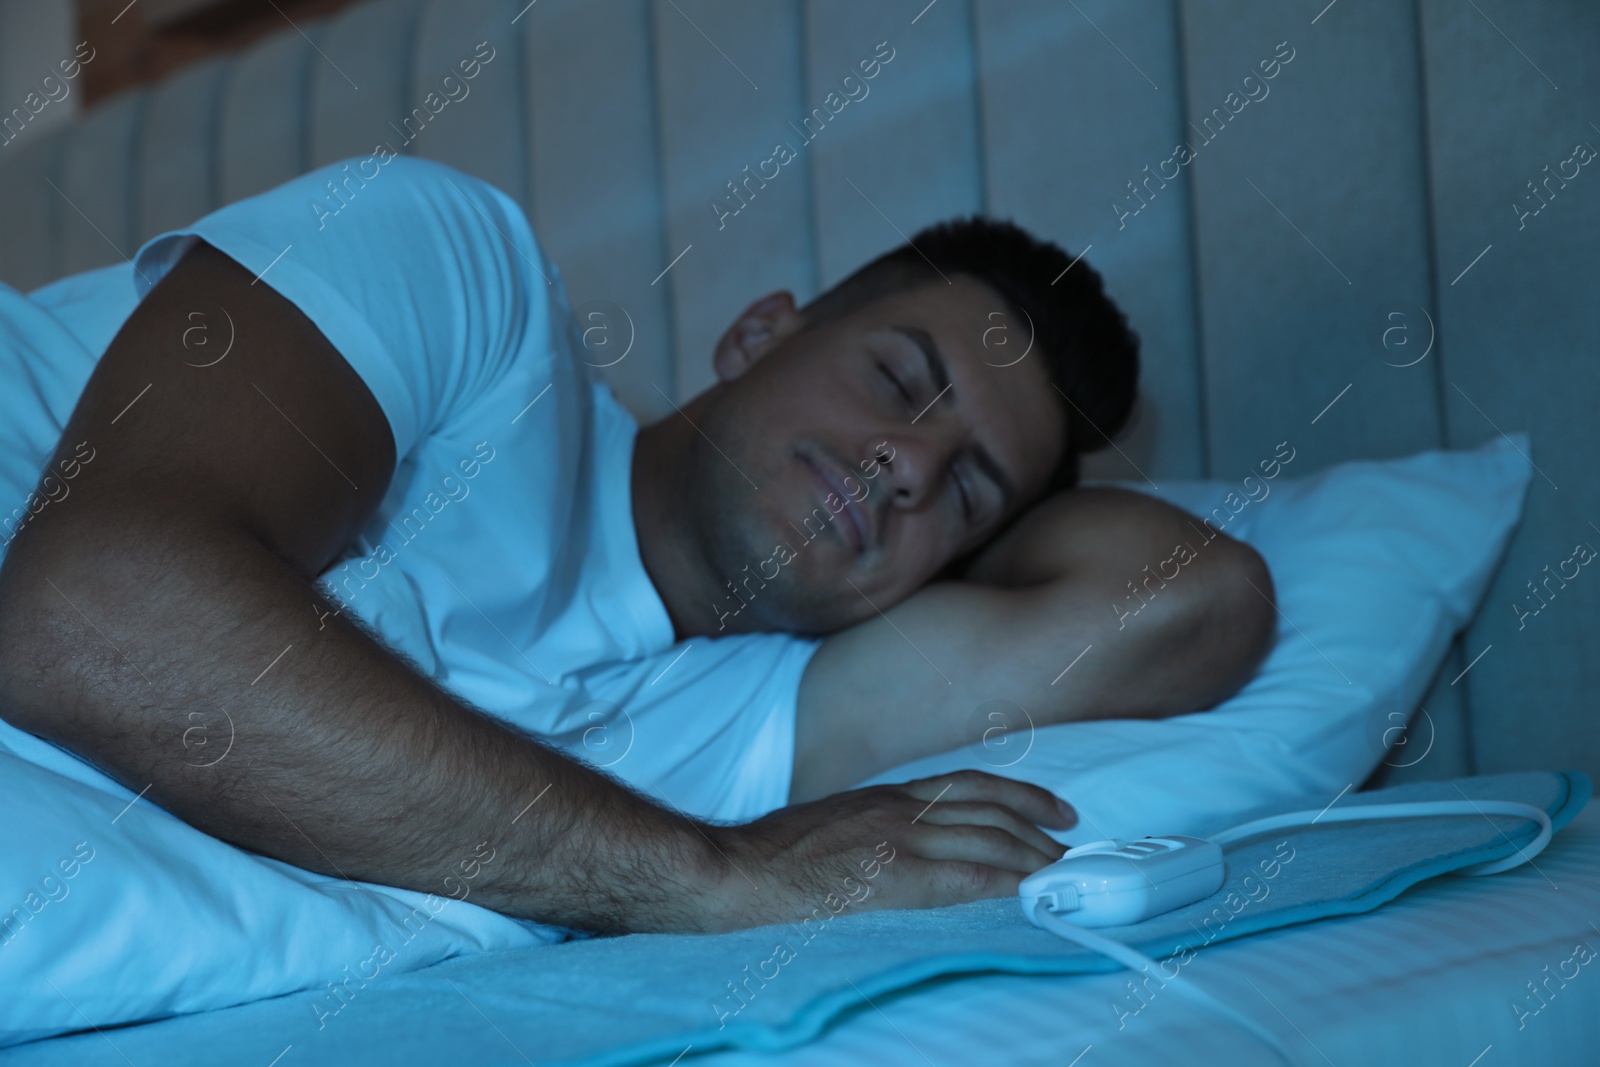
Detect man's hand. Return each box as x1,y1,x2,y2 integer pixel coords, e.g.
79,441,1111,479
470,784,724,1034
700,770,1074,932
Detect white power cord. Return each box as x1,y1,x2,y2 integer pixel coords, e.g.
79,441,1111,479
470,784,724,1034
1030,899,1302,1064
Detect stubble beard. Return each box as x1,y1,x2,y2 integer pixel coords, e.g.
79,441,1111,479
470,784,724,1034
689,429,856,636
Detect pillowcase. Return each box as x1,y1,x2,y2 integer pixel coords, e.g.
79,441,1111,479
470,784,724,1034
0,729,561,1048
855,434,1534,842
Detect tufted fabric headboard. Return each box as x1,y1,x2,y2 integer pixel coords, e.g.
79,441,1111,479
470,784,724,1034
2,0,1596,784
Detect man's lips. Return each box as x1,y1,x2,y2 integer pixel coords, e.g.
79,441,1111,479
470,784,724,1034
800,451,872,555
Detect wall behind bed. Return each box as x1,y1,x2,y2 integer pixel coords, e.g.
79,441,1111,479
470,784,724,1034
1,0,1595,786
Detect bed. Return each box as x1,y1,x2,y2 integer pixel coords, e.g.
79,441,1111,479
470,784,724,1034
7,775,1594,1066
2,0,1597,1063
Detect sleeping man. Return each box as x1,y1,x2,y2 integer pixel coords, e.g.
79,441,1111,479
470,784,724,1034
0,157,1274,936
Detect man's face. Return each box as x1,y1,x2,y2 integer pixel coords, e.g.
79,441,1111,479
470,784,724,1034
684,274,1067,635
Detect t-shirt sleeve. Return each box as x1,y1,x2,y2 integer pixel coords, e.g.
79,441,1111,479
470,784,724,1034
130,154,565,463
570,632,825,824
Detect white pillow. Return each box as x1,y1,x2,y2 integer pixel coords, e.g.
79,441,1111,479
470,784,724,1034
0,730,559,1047
856,435,1534,842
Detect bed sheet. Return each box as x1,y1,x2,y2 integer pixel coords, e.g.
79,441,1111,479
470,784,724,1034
6,783,1592,1066
688,802,1600,1066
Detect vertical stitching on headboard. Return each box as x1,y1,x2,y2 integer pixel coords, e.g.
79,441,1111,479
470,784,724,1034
514,0,534,227
400,0,426,158
1171,0,1212,478
966,0,990,217
644,0,680,402
298,23,315,179
45,131,69,286
799,0,821,301
212,45,245,209
125,91,152,260
1411,0,1450,453
1409,0,1474,775
199,67,218,215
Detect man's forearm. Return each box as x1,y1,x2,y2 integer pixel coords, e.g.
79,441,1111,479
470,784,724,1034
0,499,719,934
792,486,1276,799
960,484,1276,716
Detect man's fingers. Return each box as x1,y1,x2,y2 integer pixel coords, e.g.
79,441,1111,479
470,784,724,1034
922,861,1025,905
915,801,1068,861
896,770,1077,830
862,856,1025,911
908,821,1060,876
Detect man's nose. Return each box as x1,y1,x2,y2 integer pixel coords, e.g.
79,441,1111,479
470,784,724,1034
872,434,941,508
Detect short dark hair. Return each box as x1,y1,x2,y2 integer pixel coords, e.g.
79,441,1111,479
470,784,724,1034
798,215,1140,503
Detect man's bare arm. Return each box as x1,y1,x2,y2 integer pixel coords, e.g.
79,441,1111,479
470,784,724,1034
0,243,1073,934
792,486,1276,801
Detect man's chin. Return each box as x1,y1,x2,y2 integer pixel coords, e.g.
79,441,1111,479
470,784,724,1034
699,501,883,634
706,562,855,636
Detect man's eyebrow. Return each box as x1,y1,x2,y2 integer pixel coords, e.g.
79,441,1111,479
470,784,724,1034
888,324,1017,516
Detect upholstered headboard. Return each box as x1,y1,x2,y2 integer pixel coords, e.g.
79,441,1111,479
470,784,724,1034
2,0,1596,784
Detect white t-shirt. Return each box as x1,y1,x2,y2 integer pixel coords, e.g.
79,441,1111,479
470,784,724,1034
0,155,819,823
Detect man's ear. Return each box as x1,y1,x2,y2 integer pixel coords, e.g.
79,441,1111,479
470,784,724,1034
712,290,804,382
